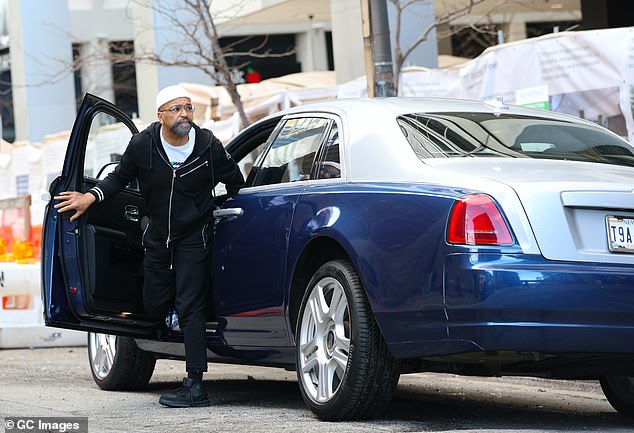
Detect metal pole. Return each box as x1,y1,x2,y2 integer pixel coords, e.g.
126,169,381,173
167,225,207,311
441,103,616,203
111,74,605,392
361,0,375,97
369,0,396,97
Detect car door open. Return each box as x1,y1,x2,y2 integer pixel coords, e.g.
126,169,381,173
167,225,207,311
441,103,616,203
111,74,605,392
42,93,157,337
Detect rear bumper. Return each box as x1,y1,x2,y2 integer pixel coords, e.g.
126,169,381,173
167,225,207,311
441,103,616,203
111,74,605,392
386,253,634,359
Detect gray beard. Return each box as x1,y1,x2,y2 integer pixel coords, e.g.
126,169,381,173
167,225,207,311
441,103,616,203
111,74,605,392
170,119,192,137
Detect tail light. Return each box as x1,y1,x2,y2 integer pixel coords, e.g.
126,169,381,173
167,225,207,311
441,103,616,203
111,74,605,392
447,194,514,246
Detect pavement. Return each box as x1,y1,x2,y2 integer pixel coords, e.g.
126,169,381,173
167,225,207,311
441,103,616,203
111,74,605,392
1,345,633,433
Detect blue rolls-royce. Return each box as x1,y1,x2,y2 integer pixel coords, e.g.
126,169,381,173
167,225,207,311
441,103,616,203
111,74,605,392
42,94,634,420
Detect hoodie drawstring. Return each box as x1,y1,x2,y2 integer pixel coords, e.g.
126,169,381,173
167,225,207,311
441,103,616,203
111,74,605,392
166,170,175,250
209,137,215,200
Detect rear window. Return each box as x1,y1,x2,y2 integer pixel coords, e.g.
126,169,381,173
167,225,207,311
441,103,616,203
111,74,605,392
398,112,634,167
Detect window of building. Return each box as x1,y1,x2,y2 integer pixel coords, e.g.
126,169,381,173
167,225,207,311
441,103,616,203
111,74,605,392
526,21,580,38
16,175,29,196
72,41,138,119
110,41,138,119
219,34,301,82
450,24,501,59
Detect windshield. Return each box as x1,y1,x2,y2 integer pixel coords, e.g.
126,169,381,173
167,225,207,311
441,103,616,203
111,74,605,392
398,112,634,167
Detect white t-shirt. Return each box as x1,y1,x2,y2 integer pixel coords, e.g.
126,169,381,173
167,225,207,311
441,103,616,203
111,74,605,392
160,127,196,168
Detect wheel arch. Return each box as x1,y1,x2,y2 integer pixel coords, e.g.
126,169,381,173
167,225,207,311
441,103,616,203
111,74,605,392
287,236,350,338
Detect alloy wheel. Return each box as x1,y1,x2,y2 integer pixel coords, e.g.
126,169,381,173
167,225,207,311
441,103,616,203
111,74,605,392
298,276,351,403
88,332,117,380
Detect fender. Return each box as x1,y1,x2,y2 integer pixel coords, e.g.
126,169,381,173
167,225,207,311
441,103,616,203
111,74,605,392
287,181,474,355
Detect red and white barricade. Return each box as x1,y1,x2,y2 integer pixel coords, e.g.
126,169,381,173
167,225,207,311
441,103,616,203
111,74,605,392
0,261,85,348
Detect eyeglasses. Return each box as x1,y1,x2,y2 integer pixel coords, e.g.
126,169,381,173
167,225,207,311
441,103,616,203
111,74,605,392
159,104,195,115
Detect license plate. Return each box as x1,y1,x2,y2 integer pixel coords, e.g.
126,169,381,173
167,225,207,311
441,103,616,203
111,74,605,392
606,215,634,253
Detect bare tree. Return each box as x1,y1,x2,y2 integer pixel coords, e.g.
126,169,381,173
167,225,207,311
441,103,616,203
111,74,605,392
389,0,510,93
70,0,291,128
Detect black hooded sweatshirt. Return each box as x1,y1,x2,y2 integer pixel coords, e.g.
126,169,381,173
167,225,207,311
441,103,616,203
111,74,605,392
88,122,244,247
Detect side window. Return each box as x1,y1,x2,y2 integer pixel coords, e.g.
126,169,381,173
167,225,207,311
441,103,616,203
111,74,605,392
84,112,134,180
317,124,341,179
239,142,267,183
252,118,329,187
215,141,268,195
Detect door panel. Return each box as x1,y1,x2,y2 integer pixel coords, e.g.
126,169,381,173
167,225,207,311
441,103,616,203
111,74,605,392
81,180,146,317
43,93,156,337
213,186,302,346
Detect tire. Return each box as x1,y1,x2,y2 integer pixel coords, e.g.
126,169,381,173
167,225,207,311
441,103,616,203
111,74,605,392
600,375,634,419
87,332,156,391
295,259,400,420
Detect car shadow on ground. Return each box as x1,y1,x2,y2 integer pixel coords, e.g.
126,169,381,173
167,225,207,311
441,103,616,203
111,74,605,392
385,385,632,431
145,378,633,430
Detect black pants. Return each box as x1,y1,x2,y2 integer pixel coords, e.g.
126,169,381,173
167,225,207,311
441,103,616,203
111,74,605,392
142,226,211,373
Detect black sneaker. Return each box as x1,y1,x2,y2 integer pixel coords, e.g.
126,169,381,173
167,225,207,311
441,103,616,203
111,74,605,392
159,378,210,407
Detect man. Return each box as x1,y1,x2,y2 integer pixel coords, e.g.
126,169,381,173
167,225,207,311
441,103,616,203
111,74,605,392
54,85,245,407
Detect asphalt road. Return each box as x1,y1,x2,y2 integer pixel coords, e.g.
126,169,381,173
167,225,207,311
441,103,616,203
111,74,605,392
1,345,633,433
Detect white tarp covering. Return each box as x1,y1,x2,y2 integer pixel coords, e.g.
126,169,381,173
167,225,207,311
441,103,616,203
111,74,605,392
396,27,633,142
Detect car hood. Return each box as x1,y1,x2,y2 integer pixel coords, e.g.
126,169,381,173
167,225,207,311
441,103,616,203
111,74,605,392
425,158,634,264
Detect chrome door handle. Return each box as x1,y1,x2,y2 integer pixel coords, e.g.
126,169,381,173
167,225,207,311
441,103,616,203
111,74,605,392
124,205,139,222
213,208,243,222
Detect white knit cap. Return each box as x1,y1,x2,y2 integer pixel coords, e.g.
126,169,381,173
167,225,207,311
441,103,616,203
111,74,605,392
155,85,192,111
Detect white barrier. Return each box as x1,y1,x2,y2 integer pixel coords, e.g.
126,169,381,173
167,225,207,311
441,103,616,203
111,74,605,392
0,262,86,348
